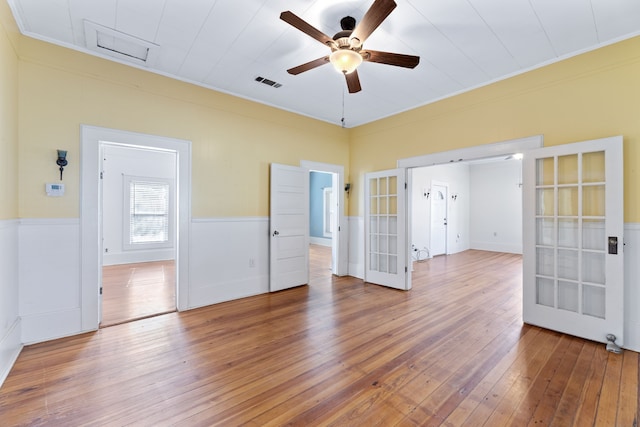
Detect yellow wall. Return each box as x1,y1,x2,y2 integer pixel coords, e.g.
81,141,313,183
350,36,640,220
16,37,349,218
6,1,640,223
0,1,19,220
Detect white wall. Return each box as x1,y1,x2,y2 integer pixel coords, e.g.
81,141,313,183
102,145,176,266
469,160,523,253
411,163,471,257
0,220,21,386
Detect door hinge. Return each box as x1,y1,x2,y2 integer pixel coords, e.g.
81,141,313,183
405,266,408,273
100,287,103,295
100,171,104,179
404,182,407,190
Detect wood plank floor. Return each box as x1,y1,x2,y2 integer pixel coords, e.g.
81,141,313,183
1,249,637,426
101,260,176,327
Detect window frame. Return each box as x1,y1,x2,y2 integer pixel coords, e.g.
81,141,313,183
122,175,175,251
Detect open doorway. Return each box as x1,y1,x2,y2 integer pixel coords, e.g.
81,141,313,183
99,143,177,326
300,160,347,277
403,136,541,278
309,170,335,276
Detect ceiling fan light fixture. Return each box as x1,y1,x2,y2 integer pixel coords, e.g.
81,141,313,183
329,49,363,74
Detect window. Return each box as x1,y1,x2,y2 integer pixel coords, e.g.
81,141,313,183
124,176,173,250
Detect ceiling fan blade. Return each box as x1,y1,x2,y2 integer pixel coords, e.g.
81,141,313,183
351,0,397,44
280,11,335,47
287,56,330,75
363,50,420,68
345,70,362,93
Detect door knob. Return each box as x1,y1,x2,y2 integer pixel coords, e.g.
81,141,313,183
273,230,279,236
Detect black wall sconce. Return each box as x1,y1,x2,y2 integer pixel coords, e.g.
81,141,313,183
56,149,68,180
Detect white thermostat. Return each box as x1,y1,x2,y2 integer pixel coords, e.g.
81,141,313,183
46,183,65,197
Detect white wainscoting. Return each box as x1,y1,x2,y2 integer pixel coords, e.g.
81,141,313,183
189,218,270,309
0,220,21,387
624,224,640,352
12,216,640,354
19,219,82,344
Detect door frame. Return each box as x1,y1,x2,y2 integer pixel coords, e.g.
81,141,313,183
80,125,192,331
398,135,543,281
99,142,178,324
300,160,348,276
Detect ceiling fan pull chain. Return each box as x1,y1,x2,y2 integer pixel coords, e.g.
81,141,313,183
341,89,346,128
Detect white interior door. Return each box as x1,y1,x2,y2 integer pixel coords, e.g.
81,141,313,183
430,183,448,256
270,163,309,292
523,136,623,345
365,169,409,290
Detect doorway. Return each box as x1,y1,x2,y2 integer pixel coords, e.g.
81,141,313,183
99,143,177,326
80,125,192,332
300,160,347,277
309,170,336,275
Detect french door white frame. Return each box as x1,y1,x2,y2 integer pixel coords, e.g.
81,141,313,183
80,125,191,331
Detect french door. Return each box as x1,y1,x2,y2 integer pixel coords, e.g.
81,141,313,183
269,164,309,292
365,168,409,290
523,136,623,345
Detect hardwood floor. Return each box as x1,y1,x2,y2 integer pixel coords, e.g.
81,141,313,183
1,249,637,426
101,260,176,327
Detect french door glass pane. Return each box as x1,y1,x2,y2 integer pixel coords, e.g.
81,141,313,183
558,187,578,216
534,151,607,317
557,249,578,280
583,285,606,318
379,217,388,234
536,158,555,185
583,252,605,284
536,247,554,276
558,154,578,184
558,281,579,312
368,175,399,276
583,219,605,250
583,185,605,216
379,254,388,272
536,218,554,246
583,151,605,183
536,277,554,307
558,218,578,248
536,189,555,216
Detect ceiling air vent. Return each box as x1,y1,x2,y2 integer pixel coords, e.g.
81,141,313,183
84,20,159,66
255,76,282,88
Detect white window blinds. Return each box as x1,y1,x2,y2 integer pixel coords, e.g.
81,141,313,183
129,180,170,244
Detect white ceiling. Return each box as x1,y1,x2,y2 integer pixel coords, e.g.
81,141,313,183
7,0,640,127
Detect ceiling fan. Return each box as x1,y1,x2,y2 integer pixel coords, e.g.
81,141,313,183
280,0,420,93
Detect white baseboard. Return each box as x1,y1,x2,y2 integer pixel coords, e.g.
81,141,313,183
103,249,175,266
310,237,331,247
470,241,523,254
0,318,22,388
